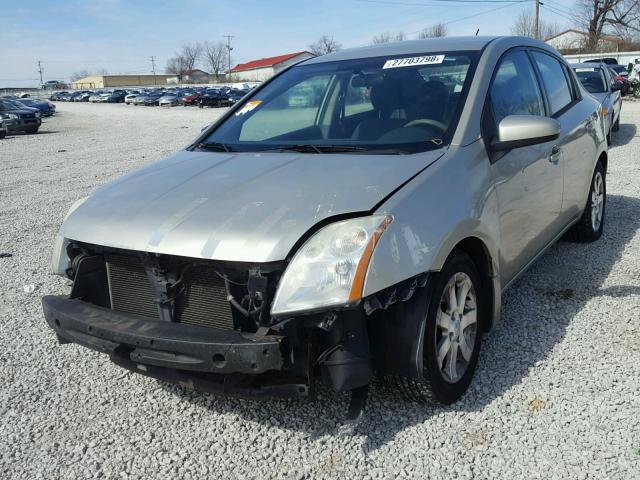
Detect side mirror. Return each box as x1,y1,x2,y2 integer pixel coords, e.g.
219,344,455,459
491,115,561,151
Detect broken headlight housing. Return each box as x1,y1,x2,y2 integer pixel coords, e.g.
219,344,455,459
51,197,88,275
271,215,392,316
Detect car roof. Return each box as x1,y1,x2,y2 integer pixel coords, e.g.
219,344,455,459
302,36,538,64
570,63,606,69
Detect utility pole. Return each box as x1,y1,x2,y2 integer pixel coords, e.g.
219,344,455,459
223,35,234,81
37,60,43,88
149,56,156,85
534,0,540,40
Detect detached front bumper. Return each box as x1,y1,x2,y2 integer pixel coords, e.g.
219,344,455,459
42,296,292,386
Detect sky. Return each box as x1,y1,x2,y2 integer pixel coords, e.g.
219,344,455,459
0,0,577,88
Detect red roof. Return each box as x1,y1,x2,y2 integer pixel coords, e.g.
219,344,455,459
230,51,313,73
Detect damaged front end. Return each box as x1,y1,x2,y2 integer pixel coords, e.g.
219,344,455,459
44,241,415,416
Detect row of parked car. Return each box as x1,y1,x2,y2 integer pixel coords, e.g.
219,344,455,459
50,85,255,108
0,95,56,137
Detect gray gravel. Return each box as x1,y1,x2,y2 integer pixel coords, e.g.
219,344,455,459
1,101,639,480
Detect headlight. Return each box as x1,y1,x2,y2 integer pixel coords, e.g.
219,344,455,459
271,215,393,316
34,112,41,118
1,113,18,119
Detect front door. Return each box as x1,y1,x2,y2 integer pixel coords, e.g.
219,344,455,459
486,48,564,285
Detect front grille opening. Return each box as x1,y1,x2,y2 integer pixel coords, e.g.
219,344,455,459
105,254,158,318
174,265,234,329
104,254,234,329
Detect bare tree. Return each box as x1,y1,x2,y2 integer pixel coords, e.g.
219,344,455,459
419,22,448,38
165,56,188,81
576,0,640,50
180,43,202,71
372,31,407,44
308,35,342,55
510,11,559,39
202,41,228,79
70,70,90,82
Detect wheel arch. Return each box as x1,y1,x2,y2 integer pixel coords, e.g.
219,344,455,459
447,236,501,332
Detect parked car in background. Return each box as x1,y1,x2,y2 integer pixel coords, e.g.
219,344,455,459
158,92,182,107
182,90,202,106
572,63,622,144
44,37,608,416
16,98,56,117
42,80,66,90
124,91,141,104
143,91,164,106
198,88,224,108
609,69,630,96
106,90,127,103
220,88,248,107
72,91,93,102
0,99,41,133
585,57,618,65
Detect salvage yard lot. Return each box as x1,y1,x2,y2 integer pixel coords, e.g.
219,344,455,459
1,101,639,479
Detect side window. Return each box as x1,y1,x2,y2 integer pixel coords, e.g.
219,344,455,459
490,50,545,124
531,51,573,115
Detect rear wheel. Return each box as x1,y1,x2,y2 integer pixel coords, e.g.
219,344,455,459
0,130,6,139
26,127,39,134
418,251,483,404
570,161,605,242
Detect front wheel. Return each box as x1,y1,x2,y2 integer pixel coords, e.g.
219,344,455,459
418,251,484,404
612,115,620,132
570,161,605,242
26,127,39,134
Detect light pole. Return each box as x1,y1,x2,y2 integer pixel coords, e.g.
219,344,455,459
224,35,234,82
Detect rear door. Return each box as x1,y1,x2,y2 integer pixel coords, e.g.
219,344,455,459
530,50,597,221
485,48,565,285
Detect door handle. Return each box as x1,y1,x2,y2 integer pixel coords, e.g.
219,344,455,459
549,145,561,164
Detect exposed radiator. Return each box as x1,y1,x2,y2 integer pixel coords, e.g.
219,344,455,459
104,254,234,330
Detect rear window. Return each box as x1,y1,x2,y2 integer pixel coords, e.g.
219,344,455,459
573,67,607,93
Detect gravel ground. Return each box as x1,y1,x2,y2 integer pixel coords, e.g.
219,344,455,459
1,101,639,480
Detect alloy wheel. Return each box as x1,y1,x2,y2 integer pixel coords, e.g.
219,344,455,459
591,171,604,232
434,272,478,383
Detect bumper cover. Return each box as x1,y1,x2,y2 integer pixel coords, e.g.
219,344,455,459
42,295,285,375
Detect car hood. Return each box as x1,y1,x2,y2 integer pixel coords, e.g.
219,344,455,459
61,148,443,262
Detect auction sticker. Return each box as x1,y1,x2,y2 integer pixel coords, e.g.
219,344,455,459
383,55,445,69
235,100,262,116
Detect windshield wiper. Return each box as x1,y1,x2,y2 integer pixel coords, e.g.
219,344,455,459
254,144,369,154
197,141,232,152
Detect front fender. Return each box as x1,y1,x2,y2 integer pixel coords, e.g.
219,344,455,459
363,142,500,297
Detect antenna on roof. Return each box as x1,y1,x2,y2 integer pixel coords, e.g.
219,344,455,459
475,29,479,36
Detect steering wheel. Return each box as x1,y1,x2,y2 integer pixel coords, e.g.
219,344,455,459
403,118,448,134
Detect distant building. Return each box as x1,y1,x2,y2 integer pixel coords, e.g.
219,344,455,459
72,74,174,89
545,29,625,53
166,69,211,84
230,51,315,81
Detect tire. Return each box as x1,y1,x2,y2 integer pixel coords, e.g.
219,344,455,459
612,114,620,132
570,161,605,243
418,250,484,404
26,127,39,134
0,130,6,139
198,103,203,109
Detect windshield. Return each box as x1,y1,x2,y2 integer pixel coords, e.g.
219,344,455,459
201,51,477,154
573,67,607,93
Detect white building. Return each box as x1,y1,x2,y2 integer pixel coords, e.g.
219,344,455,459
545,29,625,53
230,51,315,81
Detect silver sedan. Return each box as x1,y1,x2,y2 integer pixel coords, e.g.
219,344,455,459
43,36,607,416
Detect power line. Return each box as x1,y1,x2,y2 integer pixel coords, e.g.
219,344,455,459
542,4,575,22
